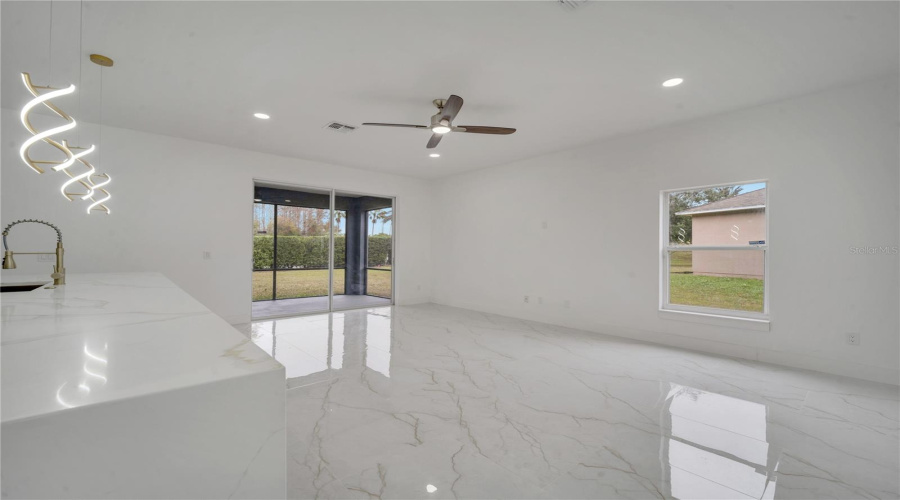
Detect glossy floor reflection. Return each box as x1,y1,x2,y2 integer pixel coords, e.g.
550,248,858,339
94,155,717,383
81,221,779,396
235,304,899,499
251,295,392,320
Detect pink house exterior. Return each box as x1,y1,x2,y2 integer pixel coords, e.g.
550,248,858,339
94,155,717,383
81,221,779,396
676,189,765,279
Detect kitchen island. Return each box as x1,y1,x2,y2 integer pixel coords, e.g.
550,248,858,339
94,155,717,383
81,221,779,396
1,272,285,499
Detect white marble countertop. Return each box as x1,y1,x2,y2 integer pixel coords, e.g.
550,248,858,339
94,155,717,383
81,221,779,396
1,272,283,423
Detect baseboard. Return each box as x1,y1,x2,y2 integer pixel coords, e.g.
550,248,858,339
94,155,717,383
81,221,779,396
222,313,250,326
428,298,899,387
757,348,899,386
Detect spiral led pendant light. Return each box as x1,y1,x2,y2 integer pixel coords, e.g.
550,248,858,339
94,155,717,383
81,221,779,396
20,73,110,213
82,53,113,214
18,0,114,215
19,73,77,174
85,173,111,214
59,142,96,199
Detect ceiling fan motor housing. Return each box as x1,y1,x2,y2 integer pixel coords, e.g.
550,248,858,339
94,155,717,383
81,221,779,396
430,114,450,129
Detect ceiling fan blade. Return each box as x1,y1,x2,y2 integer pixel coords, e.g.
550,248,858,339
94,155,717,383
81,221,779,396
362,123,429,129
426,133,443,149
441,95,464,122
456,126,516,135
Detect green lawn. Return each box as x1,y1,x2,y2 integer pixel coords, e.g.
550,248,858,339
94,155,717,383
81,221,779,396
253,256,759,312
367,268,392,298
670,274,764,312
252,268,391,301
668,251,763,312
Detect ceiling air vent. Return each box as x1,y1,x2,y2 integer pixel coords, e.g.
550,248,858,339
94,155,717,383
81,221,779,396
558,0,588,10
323,122,357,133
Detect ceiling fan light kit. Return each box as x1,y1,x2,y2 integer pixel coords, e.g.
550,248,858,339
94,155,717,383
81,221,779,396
362,94,516,149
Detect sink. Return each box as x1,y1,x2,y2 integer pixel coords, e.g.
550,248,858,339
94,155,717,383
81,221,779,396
1,282,49,293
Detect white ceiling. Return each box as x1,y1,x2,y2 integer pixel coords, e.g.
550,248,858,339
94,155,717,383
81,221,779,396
2,1,898,179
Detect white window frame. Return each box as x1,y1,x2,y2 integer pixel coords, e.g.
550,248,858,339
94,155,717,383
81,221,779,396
659,180,770,326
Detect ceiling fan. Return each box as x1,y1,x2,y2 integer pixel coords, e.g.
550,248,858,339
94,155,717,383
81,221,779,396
362,95,516,149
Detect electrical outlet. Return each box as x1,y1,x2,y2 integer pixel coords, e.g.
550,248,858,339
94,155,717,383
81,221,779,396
541,220,548,229
202,251,212,260
847,333,860,346
524,295,530,303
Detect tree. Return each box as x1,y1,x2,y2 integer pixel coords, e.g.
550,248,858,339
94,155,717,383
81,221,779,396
274,206,334,236
253,204,274,234
668,186,743,244
334,211,346,235
276,206,301,236
377,209,393,235
369,211,378,235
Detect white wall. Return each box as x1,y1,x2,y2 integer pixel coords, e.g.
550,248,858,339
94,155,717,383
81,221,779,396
5,77,897,384
432,76,900,385
1,110,433,324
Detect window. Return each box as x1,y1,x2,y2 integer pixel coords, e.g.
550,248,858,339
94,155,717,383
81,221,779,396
661,181,768,319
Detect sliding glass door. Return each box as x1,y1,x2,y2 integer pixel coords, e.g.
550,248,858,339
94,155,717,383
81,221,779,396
332,191,394,311
333,209,347,298
366,206,392,299
252,184,394,319
252,203,275,302
275,204,331,303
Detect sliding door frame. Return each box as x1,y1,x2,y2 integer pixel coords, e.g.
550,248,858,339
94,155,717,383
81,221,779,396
271,203,278,300
328,189,335,313
250,178,396,320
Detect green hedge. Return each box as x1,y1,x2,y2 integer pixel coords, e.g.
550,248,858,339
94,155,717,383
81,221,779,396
367,234,392,267
253,235,391,270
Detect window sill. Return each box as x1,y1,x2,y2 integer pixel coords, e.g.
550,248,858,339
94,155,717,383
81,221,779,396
658,308,770,332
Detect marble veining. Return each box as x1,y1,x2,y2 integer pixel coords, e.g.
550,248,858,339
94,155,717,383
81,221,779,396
2,273,286,499
237,304,899,499
1,272,281,423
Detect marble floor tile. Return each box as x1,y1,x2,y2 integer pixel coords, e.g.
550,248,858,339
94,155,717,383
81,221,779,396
240,304,900,499
252,295,392,320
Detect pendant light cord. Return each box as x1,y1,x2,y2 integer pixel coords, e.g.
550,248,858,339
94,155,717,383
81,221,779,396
47,0,53,84
97,64,103,169
77,0,84,144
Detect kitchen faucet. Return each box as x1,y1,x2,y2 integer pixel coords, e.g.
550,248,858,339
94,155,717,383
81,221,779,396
2,219,65,286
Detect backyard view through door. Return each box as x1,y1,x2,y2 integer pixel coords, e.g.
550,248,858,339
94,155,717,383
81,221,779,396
252,184,393,319
275,205,334,300
252,186,334,316
332,191,393,311
366,207,392,299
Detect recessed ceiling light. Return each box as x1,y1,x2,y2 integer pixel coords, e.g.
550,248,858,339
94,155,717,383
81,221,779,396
254,112,270,119
662,78,684,88
429,153,440,158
